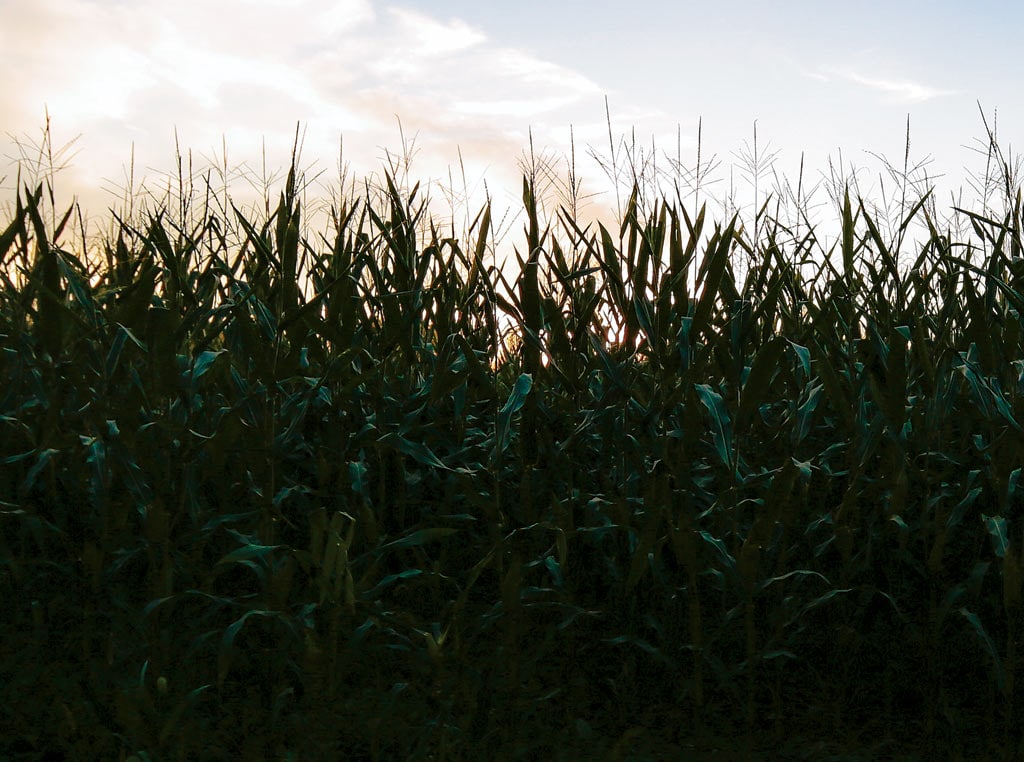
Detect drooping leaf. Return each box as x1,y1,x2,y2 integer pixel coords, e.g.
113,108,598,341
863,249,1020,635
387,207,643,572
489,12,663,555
378,431,449,471
959,607,1005,693
695,383,733,470
983,514,1010,558
495,372,533,456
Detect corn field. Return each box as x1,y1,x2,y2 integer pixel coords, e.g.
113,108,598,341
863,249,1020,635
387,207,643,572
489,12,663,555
3,121,1024,759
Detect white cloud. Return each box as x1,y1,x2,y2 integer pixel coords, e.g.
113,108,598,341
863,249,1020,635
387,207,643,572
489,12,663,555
830,68,956,103
46,44,159,122
0,0,613,224
490,49,602,94
801,70,831,83
385,8,487,57
453,96,583,119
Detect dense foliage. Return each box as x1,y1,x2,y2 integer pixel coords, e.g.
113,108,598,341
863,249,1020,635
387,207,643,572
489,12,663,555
3,127,1024,759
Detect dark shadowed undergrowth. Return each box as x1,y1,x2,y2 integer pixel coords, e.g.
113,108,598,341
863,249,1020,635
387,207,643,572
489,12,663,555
3,115,1024,760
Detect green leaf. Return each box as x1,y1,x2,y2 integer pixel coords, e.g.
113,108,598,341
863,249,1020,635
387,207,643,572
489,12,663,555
23,448,59,492
698,530,736,572
603,635,675,666
800,588,854,615
793,382,823,446
841,188,856,280
190,349,226,382
379,528,459,551
787,340,812,382
736,336,786,434
759,569,831,590
947,486,983,530
959,607,1004,693
378,431,449,471
496,373,533,455
695,383,733,471
361,569,423,599
349,460,369,496
105,325,130,379
983,514,1009,558
216,543,280,565
544,556,563,588
691,218,736,341
218,610,280,688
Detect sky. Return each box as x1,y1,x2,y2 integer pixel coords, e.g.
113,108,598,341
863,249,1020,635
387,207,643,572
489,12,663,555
2,0,1023,249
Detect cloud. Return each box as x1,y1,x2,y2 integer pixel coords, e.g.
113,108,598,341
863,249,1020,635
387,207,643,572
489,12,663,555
819,67,956,103
800,70,831,83
453,96,586,119
384,8,488,58
0,0,611,225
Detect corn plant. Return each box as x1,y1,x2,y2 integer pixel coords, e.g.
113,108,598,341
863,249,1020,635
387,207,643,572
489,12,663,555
3,118,1024,760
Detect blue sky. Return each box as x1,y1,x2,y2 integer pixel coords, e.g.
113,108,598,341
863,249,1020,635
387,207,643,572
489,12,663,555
2,0,1021,241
